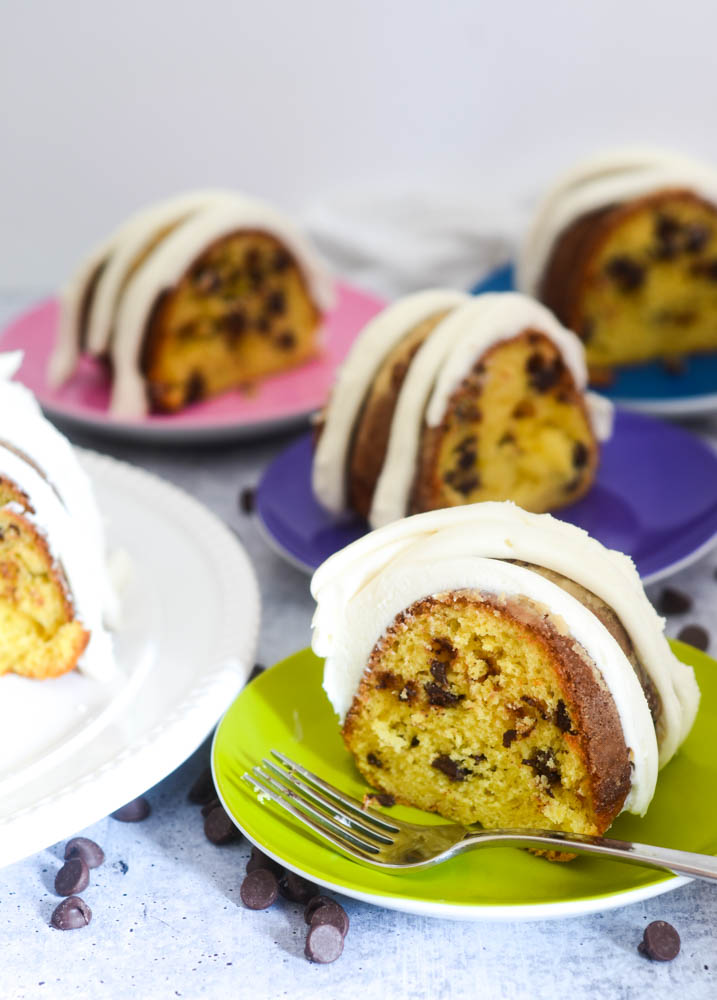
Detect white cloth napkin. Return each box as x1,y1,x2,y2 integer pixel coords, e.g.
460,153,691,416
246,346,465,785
303,185,523,300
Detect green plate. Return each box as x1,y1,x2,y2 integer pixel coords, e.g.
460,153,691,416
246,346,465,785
212,641,717,921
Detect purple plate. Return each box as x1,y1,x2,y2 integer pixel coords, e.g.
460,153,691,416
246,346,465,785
256,410,717,582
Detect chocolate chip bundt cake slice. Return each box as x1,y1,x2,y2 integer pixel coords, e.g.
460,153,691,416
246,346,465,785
313,292,612,527
311,503,699,852
518,147,717,376
50,192,334,416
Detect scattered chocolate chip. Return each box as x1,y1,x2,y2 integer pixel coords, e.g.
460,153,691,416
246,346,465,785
64,838,105,869
638,920,681,961
50,896,92,931
111,797,150,822
522,749,561,788
201,797,221,817
605,255,645,292
410,736,420,748
278,871,318,904
304,895,338,924
658,587,692,615
240,868,279,910
238,486,255,514
188,767,215,805
572,441,589,468
246,847,283,876
502,729,518,748
204,806,239,845
554,700,574,734
366,752,383,768
55,857,89,897
431,754,472,782
424,682,464,707
677,624,709,651
305,923,344,963
310,900,350,937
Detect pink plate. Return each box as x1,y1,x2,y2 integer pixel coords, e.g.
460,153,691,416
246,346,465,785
0,281,385,443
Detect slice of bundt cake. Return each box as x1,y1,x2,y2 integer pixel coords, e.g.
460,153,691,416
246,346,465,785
313,292,612,528
517,147,717,376
50,192,335,416
311,503,699,850
0,353,117,680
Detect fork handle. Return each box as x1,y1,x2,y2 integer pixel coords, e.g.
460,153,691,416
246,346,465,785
460,829,717,883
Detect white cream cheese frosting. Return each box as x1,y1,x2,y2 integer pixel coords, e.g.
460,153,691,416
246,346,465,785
311,502,699,815
312,289,471,514
0,352,118,682
109,196,336,418
517,147,717,296
368,293,613,529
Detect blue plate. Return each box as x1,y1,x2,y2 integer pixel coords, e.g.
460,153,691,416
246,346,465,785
473,264,717,416
256,409,717,581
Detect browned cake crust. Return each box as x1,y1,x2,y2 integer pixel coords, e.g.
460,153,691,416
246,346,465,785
538,188,717,374
346,311,452,518
344,591,633,836
410,330,598,514
140,230,321,412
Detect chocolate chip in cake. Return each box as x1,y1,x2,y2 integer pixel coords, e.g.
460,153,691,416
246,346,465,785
273,248,292,272
375,670,399,690
512,400,535,419
658,587,692,615
410,735,420,748
184,371,206,406
432,637,456,658
677,624,709,651
430,659,449,686
457,449,476,470
278,871,318,904
55,857,89,897
502,728,518,748
238,486,255,515
521,749,561,789
472,753,487,764
176,321,196,340
240,868,279,910
64,838,105,869
188,767,215,805
638,920,681,961
572,441,589,469
691,258,717,281
398,681,418,703
605,255,646,292
305,923,344,964
246,846,283,876
424,682,464,707
50,896,92,931
192,266,221,295
653,215,682,260
248,267,264,290
454,400,482,422
275,330,297,350
221,308,247,342
111,797,151,822
554,700,575,734
526,354,565,393
498,432,516,446
366,752,383,768
431,755,472,782
256,315,270,332
310,900,350,937
266,289,286,315
521,695,548,719
204,806,239,845
363,792,395,808
684,223,711,254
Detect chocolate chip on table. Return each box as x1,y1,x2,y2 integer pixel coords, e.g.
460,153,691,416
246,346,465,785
278,871,319,904
111,797,151,822
64,837,105,869
305,922,344,964
657,587,692,615
188,767,215,805
304,894,338,924
310,901,350,937
238,486,255,515
638,920,681,961
201,796,221,817
204,806,239,845
246,846,283,876
677,624,709,651
55,857,89,897
240,868,279,910
50,896,92,931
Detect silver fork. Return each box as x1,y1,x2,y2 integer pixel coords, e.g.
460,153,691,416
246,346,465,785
242,750,717,882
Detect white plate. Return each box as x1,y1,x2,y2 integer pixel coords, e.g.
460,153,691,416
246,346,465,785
0,450,260,869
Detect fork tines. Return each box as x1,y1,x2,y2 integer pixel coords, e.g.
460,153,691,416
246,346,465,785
243,750,398,862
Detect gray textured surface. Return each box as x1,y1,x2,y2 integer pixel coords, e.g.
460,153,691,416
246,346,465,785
1,295,717,1000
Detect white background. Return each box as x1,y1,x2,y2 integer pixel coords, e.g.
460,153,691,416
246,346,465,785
2,0,717,289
